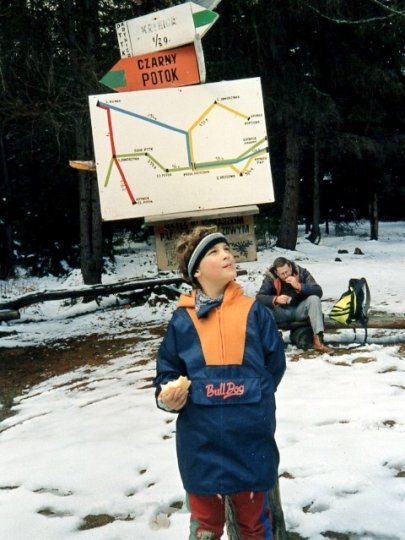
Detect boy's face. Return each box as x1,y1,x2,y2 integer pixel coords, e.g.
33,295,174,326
194,242,236,290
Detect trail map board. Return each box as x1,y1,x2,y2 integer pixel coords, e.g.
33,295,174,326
89,77,274,221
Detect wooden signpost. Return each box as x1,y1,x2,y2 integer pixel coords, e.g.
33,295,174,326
87,0,271,279
100,2,212,93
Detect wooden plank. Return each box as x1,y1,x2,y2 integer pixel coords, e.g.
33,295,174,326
145,205,259,224
69,160,96,171
153,214,257,271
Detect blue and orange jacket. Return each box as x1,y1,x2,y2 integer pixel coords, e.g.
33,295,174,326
154,281,286,496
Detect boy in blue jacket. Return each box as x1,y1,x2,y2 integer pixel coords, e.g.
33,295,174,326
154,225,286,539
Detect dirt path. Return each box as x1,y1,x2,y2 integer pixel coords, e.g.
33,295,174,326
0,325,165,422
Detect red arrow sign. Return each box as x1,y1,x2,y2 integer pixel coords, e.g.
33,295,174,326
100,43,202,92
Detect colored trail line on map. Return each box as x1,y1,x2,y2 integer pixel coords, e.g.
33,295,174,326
97,102,137,204
96,99,269,201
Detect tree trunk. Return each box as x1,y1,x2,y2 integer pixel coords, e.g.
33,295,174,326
277,124,301,250
62,0,103,285
0,125,15,278
369,190,379,240
307,134,321,244
325,215,330,235
79,169,103,285
82,0,103,285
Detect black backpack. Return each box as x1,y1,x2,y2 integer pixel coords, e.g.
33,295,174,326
290,326,314,350
330,278,371,343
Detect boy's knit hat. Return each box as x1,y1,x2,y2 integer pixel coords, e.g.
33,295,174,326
187,232,228,279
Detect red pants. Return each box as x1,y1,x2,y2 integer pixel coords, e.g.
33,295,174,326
187,491,273,539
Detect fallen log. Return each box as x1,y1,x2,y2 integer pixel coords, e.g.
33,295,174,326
277,317,405,331
0,309,20,322
0,270,248,311
2,275,404,332
0,276,188,311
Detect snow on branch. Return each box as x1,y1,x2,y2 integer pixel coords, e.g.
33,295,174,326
304,1,403,25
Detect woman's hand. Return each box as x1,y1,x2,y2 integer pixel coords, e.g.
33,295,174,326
159,387,189,411
285,276,300,289
276,294,291,305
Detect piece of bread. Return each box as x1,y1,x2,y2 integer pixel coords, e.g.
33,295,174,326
160,376,191,397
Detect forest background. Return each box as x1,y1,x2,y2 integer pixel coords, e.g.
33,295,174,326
0,0,404,283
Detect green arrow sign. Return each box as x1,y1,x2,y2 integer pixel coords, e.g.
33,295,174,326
192,9,218,29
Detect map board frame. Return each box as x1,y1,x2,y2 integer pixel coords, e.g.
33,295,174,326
89,77,274,222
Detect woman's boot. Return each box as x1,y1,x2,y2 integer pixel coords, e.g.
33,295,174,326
313,333,333,354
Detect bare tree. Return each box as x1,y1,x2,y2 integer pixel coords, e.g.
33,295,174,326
59,0,103,284
277,122,301,250
306,132,321,244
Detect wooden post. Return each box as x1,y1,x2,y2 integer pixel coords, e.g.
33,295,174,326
69,160,103,285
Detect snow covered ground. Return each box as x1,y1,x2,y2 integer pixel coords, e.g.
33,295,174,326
0,221,404,540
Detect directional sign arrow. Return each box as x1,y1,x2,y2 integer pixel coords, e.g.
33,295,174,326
100,42,204,92
116,1,218,58
190,2,219,38
188,0,222,9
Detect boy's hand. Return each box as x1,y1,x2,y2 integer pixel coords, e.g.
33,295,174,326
159,387,189,411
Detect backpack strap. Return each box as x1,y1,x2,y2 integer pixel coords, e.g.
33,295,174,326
362,279,371,344
362,279,371,319
349,278,371,344
347,278,371,344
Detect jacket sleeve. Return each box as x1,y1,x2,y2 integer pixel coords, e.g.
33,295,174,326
256,274,277,310
299,267,323,298
255,303,286,390
153,314,187,412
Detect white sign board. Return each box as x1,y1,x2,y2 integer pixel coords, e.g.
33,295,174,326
89,78,274,222
116,2,218,58
117,2,217,58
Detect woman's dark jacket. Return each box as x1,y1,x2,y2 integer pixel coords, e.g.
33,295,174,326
256,261,323,309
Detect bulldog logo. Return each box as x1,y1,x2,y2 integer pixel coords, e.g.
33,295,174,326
205,382,245,400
